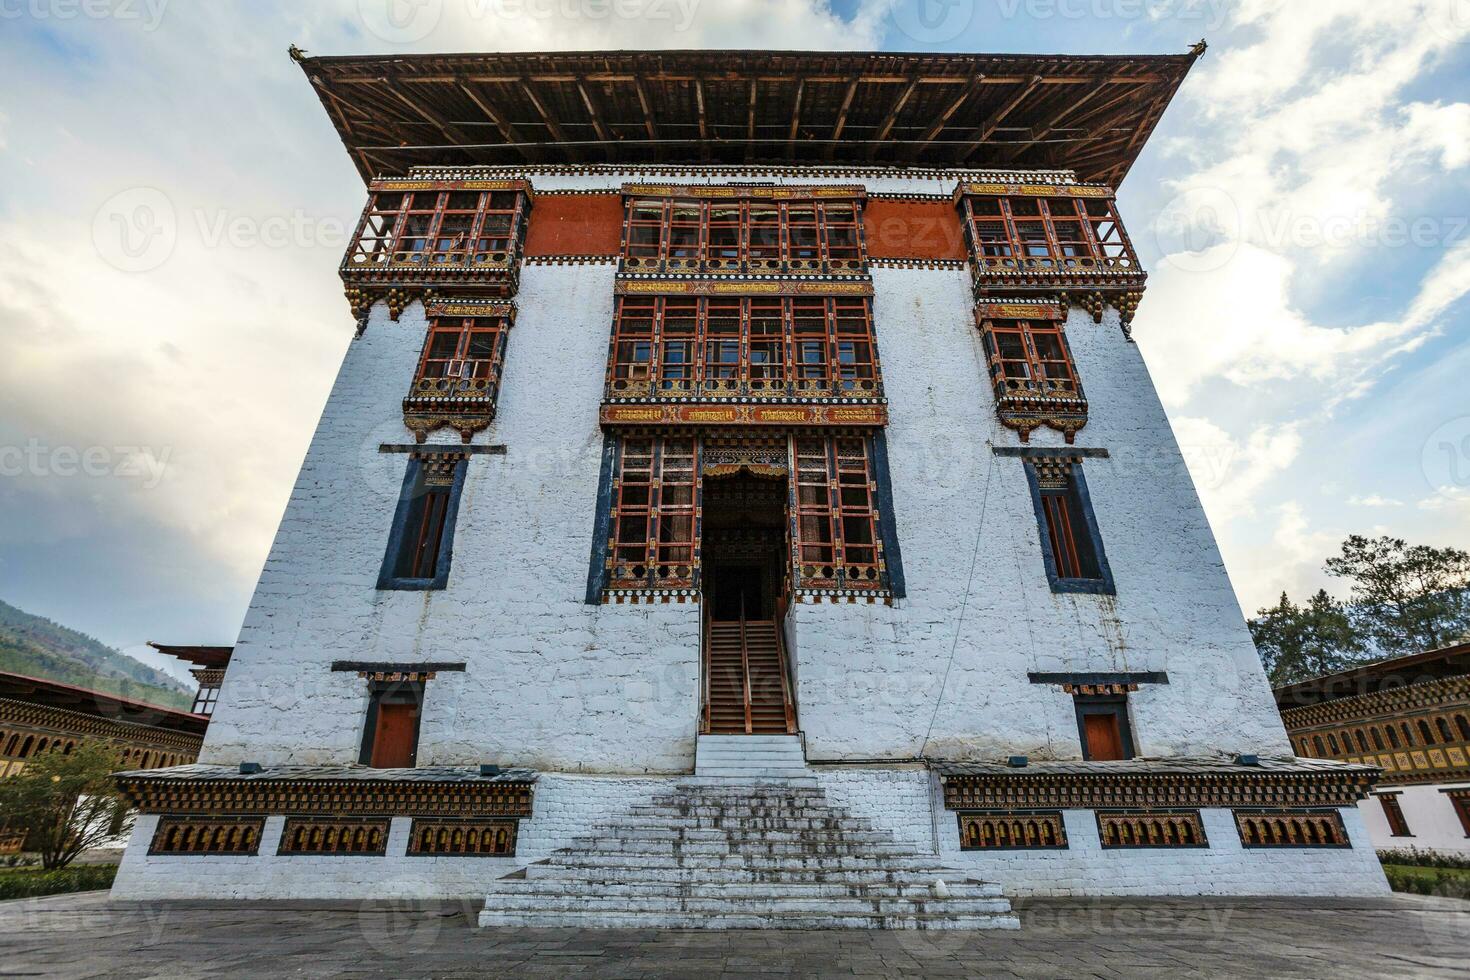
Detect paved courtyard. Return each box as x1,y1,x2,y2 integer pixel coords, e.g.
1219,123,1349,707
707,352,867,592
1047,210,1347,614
0,891,1464,978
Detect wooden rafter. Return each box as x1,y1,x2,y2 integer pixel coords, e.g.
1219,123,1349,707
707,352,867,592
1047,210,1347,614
786,78,805,158
694,77,710,161
745,79,758,162
956,74,1043,162
632,76,658,140
909,74,985,160
455,79,533,162
997,76,1114,163
576,78,612,145
518,78,570,148
824,74,861,160
867,75,920,159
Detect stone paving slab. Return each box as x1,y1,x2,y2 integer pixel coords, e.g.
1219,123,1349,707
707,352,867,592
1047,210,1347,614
0,891,1465,978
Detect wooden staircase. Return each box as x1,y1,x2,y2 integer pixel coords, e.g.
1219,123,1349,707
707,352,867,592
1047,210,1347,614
702,608,797,735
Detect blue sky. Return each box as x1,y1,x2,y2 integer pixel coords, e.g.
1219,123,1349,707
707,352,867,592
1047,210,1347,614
1,1,1467,681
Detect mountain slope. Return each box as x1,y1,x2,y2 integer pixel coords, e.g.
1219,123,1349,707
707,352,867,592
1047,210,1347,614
0,599,193,710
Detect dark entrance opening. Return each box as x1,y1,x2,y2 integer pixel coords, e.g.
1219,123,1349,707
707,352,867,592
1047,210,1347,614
699,468,796,734
701,470,788,619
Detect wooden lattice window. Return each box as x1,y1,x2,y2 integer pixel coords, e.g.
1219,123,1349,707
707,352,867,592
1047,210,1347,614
347,187,526,269
957,810,1068,850
149,816,264,856
620,197,866,274
278,817,390,856
981,316,1080,397
1235,809,1351,848
793,437,884,593
959,193,1138,271
609,437,699,591
417,313,508,383
1096,810,1207,849
605,295,881,399
407,818,519,856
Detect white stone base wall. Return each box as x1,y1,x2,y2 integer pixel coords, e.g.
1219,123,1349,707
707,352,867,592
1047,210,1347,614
111,774,666,901
114,769,1390,901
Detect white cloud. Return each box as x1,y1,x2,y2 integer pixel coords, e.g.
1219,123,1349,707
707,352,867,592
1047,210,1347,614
1130,0,1470,613
1347,495,1404,507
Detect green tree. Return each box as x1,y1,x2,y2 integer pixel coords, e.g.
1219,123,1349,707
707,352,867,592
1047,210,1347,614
1325,535,1470,655
0,743,132,869
1250,589,1365,686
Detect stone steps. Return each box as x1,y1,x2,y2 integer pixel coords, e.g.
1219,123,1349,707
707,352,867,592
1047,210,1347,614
483,879,1005,900
479,778,1016,930
479,909,1019,930
481,893,1014,917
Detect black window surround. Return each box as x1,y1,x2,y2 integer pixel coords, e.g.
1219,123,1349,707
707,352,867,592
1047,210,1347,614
1074,694,1136,761
1015,454,1115,595
357,678,426,768
377,455,468,591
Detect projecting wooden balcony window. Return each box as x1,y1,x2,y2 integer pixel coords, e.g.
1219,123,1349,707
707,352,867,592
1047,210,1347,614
978,306,1087,442
606,295,881,402
402,303,513,442
621,196,866,276
342,182,530,291
955,187,1145,301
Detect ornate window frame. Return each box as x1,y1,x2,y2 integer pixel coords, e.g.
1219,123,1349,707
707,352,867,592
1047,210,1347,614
377,453,469,591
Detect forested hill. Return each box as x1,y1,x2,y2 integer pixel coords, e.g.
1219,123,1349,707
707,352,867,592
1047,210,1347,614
0,599,192,710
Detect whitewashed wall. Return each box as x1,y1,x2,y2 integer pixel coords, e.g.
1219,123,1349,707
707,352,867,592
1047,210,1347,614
1358,783,1470,854
202,168,1288,775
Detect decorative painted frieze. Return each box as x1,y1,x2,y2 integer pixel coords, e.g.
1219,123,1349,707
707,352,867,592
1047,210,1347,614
148,816,265,856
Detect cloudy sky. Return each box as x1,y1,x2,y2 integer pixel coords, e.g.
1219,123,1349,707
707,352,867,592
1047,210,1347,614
1,0,1467,681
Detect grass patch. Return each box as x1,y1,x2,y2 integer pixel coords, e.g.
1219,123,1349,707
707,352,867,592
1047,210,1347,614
0,865,117,900
1382,863,1470,900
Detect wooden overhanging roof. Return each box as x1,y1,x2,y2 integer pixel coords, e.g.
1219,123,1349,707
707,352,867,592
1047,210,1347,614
1273,641,1470,709
147,642,234,670
294,47,1204,186
0,670,208,735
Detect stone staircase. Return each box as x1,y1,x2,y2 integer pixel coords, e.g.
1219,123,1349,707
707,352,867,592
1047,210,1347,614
478,778,1018,929
695,734,809,778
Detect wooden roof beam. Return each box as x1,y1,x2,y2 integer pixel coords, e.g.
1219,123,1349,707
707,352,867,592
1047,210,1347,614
518,78,572,153
786,78,805,159
454,79,534,162
632,76,658,141
377,78,475,162
908,74,984,161
824,74,862,161
956,74,1043,162
997,77,1114,162
867,75,920,160
745,79,758,162
694,77,710,161
576,78,613,161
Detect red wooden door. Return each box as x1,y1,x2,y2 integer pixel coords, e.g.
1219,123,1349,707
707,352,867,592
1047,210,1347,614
370,702,419,768
1083,713,1124,761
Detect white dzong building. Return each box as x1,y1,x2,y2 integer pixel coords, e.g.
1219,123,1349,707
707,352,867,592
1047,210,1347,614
111,47,1389,922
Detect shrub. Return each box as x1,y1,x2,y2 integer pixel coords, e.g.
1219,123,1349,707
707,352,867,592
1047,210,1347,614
0,743,132,869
